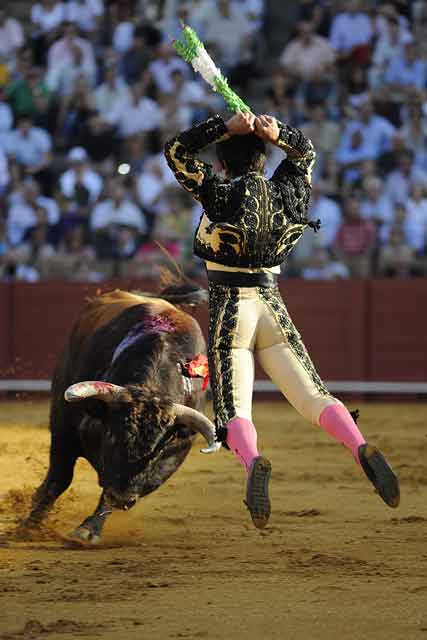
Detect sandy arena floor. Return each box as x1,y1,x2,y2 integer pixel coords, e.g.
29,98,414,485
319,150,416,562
0,400,426,640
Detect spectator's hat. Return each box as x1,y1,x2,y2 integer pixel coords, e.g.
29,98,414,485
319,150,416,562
68,147,88,163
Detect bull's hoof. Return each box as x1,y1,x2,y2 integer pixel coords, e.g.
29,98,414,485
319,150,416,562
15,516,44,537
64,526,101,546
17,517,39,530
14,520,38,540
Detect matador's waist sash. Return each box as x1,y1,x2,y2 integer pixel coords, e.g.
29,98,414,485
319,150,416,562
207,270,278,288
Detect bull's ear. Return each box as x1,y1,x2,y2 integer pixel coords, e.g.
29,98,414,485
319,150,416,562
83,399,108,420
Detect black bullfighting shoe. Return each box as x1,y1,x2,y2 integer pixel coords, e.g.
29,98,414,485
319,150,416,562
358,444,400,508
244,456,272,529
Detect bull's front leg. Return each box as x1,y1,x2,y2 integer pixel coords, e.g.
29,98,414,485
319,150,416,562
21,439,78,529
66,492,112,546
66,439,193,545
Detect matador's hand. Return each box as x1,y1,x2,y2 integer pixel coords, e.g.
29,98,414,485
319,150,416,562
255,115,280,144
225,111,256,136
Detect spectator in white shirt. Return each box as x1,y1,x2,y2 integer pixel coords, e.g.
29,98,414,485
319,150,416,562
369,15,412,89
413,0,427,59
235,0,264,35
90,182,146,233
5,263,41,282
148,45,189,95
204,0,251,70
374,3,410,41
0,216,11,267
59,147,103,205
113,19,135,54
66,0,104,34
329,0,372,60
308,181,342,248
94,64,131,120
170,68,218,117
360,176,394,230
182,0,218,40
136,154,178,233
157,92,194,137
0,9,24,70
377,224,416,278
290,180,340,266
0,86,13,133
302,247,350,280
137,160,166,216
301,103,341,177
159,69,219,132
335,128,376,185
344,98,396,159
404,182,427,253
47,22,96,86
161,3,194,41
31,1,66,35
90,181,147,261
5,115,52,176
45,40,95,96
399,100,427,171
384,150,427,205
30,1,66,66
8,223,56,273
6,179,59,246
280,21,335,81
0,148,10,194
381,201,426,254
384,40,427,96
106,80,163,138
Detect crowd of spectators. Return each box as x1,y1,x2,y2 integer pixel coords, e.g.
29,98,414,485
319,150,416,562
0,0,426,282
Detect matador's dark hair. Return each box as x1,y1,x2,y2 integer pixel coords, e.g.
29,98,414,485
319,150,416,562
216,134,266,178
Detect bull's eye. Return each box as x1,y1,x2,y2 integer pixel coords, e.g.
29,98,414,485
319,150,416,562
84,399,107,420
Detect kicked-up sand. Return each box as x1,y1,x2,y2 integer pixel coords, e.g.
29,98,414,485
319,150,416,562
0,400,426,640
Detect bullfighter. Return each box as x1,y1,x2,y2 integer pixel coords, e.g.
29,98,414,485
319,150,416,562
165,111,400,529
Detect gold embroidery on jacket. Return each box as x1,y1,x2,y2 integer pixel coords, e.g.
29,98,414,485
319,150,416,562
164,116,317,268
166,140,205,196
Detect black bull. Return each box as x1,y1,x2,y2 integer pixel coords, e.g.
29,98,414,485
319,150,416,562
23,287,218,544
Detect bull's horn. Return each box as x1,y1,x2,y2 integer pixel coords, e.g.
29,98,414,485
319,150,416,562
172,404,221,454
64,381,131,403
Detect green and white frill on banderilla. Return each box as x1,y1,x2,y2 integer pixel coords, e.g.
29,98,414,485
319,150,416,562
173,24,252,114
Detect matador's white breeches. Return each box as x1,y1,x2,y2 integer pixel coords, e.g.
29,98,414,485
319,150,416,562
208,284,341,429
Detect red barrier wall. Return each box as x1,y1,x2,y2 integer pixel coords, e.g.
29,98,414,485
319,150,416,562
7,279,145,378
0,280,426,382
274,280,367,380
368,280,427,381
0,284,11,374
10,282,102,378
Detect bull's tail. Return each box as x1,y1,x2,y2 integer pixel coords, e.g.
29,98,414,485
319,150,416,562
157,246,207,305
158,264,208,305
132,279,207,306
134,246,208,306
157,284,208,306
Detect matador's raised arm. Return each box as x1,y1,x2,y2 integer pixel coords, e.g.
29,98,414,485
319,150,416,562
273,123,316,184
164,115,230,202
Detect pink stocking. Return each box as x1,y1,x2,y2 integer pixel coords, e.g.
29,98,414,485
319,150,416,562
225,417,259,473
319,404,366,462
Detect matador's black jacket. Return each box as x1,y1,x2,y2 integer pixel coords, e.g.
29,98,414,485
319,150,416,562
164,115,319,269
